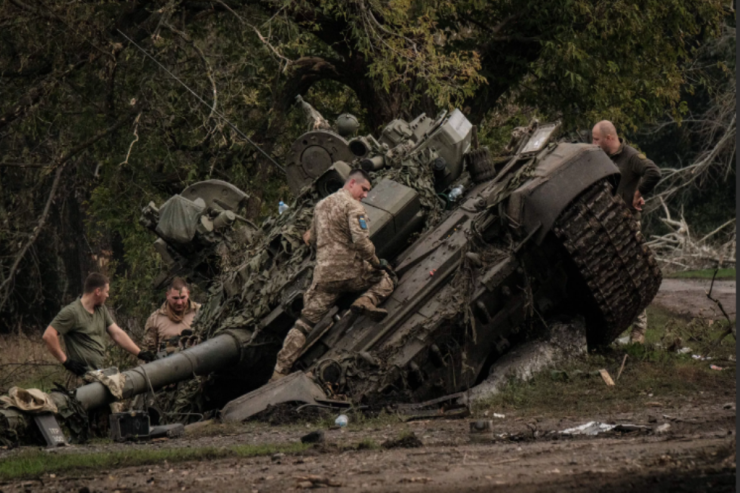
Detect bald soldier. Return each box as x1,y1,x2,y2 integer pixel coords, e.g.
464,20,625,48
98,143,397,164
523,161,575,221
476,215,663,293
592,120,661,343
591,121,661,213
271,169,394,381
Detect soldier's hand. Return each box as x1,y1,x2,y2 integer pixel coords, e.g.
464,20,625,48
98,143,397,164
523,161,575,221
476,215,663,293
302,229,311,246
63,359,88,376
632,190,645,211
137,350,156,363
377,259,394,274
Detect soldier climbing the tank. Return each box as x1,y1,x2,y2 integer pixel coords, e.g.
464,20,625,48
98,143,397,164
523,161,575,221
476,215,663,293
143,277,201,357
270,169,395,381
591,120,662,343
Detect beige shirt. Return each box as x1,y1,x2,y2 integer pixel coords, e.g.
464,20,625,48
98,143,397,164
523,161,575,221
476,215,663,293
310,188,379,283
143,301,200,352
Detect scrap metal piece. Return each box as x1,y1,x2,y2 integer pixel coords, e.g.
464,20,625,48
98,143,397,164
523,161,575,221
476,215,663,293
33,413,67,447
220,371,328,423
109,412,150,442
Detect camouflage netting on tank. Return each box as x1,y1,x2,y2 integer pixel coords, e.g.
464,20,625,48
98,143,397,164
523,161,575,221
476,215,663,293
193,159,446,341
160,159,447,418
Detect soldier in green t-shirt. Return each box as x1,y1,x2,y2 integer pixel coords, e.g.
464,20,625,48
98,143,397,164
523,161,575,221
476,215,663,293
42,273,156,376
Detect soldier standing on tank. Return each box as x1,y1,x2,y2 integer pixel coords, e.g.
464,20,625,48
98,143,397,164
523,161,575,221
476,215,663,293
270,169,394,381
592,120,662,343
42,272,156,378
143,277,201,356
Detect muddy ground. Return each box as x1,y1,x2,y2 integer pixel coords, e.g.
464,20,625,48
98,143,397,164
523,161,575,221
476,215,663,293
0,279,736,492
2,402,735,493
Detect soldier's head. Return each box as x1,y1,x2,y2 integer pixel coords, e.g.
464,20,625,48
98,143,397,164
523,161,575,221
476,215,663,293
591,120,620,154
166,277,191,314
83,272,110,306
344,169,372,201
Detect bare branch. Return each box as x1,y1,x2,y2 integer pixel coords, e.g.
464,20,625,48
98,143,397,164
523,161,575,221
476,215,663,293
0,111,139,310
215,0,294,70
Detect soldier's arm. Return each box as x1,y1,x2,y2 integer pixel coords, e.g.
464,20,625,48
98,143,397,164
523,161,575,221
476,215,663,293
347,204,380,267
304,215,316,247
106,323,143,356
632,153,661,196
143,313,159,353
42,326,68,363
44,306,76,363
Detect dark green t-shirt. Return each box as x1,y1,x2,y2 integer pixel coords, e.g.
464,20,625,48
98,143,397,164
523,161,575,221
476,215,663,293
49,299,115,370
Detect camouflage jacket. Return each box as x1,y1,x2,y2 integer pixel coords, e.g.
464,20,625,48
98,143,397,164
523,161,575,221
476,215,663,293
310,188,379,282
143,301,201,352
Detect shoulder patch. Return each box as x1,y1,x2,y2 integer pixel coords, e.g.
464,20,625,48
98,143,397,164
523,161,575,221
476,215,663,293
637,152,647,159
358,215,368,230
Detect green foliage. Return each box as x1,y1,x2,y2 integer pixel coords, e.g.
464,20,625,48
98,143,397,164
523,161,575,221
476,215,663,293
0,0,728,332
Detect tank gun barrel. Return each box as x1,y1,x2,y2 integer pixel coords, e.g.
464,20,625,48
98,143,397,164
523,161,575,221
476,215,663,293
75,330,251,411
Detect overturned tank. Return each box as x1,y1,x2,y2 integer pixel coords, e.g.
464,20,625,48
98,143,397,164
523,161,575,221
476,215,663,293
72,105,661,421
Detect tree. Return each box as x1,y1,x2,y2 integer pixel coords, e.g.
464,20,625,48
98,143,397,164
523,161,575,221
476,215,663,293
0,0,726,329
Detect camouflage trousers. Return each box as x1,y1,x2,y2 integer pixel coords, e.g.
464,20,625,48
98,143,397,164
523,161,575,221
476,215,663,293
630,219,648,343
274,269,394,375
630,309,648,342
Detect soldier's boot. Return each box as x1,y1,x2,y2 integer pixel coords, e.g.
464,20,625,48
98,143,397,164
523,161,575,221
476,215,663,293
351,296,388,322
630,309,648,344
270,321,310,382
269,370,286,383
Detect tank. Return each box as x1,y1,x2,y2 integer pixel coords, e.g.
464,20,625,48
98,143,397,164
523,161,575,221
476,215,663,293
71,104,661,419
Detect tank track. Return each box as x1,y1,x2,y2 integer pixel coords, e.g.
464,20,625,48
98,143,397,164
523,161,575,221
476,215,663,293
553,181,662,346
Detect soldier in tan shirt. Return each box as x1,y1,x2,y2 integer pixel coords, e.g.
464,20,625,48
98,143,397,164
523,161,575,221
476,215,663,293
271,169,394,381
143,277,201,354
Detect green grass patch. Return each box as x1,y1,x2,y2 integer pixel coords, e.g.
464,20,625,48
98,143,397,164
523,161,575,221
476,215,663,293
475,305,736,418
665,268,735,280
0,442,308,482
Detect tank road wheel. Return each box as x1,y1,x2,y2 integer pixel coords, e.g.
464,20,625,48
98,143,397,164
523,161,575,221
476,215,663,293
552,181,662,347
465,148,496,184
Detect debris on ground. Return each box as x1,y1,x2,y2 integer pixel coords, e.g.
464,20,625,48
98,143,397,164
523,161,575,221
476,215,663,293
560,422,653,436
301,430,325,444
654,423,671,433
295,475,342,488
381,432,423,449
599,369,615,386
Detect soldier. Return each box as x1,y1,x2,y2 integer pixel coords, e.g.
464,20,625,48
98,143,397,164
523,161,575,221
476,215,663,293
143,277,201,355
42,273,156,377
592,120,662,343
271,169,394,381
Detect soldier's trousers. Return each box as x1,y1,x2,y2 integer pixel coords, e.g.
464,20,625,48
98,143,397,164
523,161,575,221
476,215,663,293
274,269,394,375
630,219,648,342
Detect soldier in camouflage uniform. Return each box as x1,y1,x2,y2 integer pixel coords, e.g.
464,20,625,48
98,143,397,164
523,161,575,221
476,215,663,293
271,169,394,381
592,120,662,343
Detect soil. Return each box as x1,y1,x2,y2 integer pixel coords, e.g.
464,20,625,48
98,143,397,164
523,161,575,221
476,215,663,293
0,280,735,492
2,402,734,493
653,279,736,321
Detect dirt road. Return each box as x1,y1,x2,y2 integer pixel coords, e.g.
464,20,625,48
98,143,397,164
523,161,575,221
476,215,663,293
3,401,735,493
0,278,735,492
653,278,736,320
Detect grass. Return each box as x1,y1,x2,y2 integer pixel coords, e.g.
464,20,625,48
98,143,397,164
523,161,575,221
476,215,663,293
475,305,736,418
0,332,67,393
664,268,735,280
0,442,309,482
